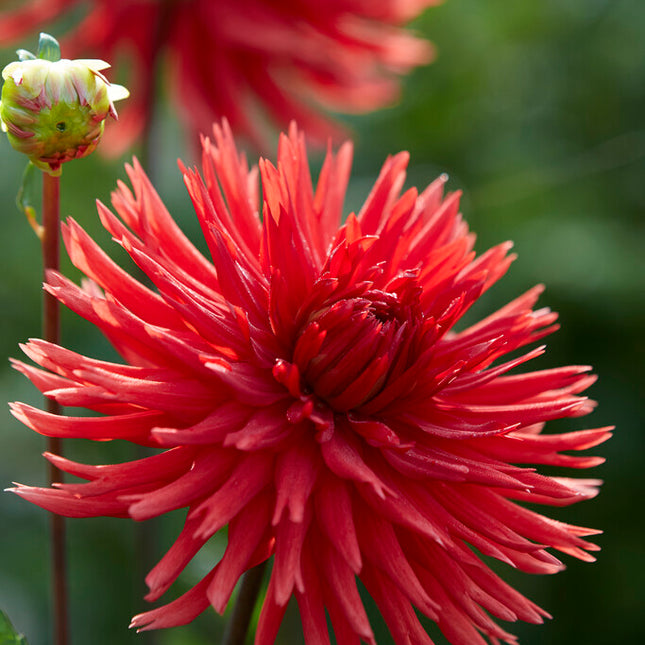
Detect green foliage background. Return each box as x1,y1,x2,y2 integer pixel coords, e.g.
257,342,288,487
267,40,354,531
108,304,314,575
1,0,643,643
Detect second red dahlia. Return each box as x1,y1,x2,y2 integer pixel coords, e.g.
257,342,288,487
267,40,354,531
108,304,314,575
0,0,438,153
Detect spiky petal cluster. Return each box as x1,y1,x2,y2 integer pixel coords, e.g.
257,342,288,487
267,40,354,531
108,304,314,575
0,0,438,154
10,122,610,644
0,56,128,174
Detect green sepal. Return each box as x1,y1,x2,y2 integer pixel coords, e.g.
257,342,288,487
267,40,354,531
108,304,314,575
0,609,28,645
16,49,36,62
37,32,61,62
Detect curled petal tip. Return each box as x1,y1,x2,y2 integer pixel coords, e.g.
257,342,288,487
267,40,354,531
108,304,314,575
76,58,111,72
108,83,129,102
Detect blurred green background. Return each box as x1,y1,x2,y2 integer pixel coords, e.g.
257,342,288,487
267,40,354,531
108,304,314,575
1,0,643,643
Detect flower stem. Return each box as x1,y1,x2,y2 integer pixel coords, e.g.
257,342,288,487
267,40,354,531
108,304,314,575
42,171,69,645
221,562,268,645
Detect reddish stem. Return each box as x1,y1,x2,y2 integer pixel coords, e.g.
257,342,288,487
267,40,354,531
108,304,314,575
42,171,69,645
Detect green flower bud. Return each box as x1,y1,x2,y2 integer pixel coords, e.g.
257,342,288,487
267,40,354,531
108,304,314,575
0,56,128,175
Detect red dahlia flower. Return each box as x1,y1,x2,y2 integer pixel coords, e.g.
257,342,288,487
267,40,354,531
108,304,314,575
10,122,610,644
0,0,436,154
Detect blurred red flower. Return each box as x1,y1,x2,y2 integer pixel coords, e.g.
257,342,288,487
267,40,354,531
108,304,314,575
0,0,437,154
10,122,609,644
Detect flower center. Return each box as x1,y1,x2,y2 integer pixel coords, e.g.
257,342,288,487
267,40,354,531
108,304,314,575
285,278,424,413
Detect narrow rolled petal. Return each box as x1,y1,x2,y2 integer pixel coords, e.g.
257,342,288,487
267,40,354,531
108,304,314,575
9,484,129,518
130,568,216,632
206,492,273,613
9,121,609,644
10,402,164,442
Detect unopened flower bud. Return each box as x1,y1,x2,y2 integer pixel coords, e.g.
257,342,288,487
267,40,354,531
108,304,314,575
1,56,128,175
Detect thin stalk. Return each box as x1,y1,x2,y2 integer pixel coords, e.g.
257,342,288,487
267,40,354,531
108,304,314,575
42,171,69,645
221,563,268,645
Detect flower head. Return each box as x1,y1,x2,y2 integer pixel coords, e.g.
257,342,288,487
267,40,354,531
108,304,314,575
10,122,610,644
0,34,128,174
0,0,438,154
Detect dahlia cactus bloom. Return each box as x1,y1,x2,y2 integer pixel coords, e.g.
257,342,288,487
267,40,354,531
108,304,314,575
0,52,128,174
0,0,438,153
10,122,609,644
